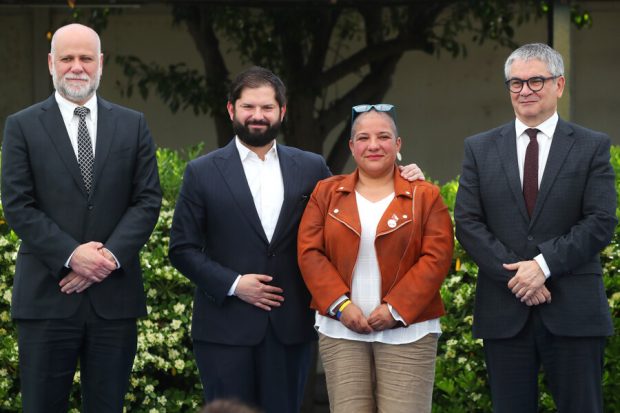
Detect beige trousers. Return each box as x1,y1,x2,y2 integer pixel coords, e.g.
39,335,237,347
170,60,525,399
319,333,438,413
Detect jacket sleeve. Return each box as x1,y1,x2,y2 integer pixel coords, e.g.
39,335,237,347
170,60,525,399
384,187,454,324
297,182,350,314
1,114,79,278
454,139,523,281
168,162,239,305
537,135,617,275
103,113,162,266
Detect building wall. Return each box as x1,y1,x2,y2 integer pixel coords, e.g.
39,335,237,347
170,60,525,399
1,2,619,183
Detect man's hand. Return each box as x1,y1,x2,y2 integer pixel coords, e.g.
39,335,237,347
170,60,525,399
69,242,117,282
235,274,284,311
523,285,552,307
367,304,397,331
59,271,94,294
399,163,425,181
505,260,546,301
339,302,373,334
99,247,117,266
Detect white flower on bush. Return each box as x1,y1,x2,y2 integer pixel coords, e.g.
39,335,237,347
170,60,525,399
171,319,182,330
175,359,185,370
173,302,186,314
2,289,10,304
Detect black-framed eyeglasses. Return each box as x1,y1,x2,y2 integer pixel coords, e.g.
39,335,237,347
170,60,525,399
351,104,397,124
505,76,559,93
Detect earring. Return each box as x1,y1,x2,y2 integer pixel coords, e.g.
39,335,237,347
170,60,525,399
396,152,402,162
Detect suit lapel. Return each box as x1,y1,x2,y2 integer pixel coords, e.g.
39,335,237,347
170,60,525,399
530,119,575,225
495,122,530,223
269,145,299,247
38,95,86,196
214,140,269,244
92,97,116,197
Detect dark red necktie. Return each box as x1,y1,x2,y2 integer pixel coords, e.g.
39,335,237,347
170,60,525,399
523,128,539,217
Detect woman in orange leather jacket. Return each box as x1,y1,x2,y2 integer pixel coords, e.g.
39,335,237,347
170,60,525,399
298,104,454,413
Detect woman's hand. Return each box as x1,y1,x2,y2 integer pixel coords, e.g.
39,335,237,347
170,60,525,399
367,304,397,331
339,302,373,334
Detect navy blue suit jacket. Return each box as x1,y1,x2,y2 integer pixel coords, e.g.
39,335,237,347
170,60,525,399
455,119,616,339
169,139,330,345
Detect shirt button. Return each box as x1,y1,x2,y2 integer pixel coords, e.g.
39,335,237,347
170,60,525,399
527,235,534,241
88,205,94,210
333,209,339,214
403,214,408,219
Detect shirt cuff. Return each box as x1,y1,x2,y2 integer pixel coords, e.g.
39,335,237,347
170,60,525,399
387,303,407,326
534,254,551,279
328,295,349,316
103,248,121,269
228,275,242,296
65,249,76,268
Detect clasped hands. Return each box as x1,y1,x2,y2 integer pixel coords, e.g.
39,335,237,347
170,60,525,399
503,260,551,306
339,302,396,334
59,241,117,294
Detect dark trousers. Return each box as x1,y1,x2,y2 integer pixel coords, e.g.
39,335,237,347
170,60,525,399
193,322,312,413
483,308,606,413
16,296,137,413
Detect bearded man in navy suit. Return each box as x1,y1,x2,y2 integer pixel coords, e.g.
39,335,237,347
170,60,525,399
455,43,616,413
169,66,424,413
1,24,161,412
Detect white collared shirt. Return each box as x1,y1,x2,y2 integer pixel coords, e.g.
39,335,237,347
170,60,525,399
54,91,98,159
235,137,284,242
515,112,558,188
514,113,559,278
228,138,285,296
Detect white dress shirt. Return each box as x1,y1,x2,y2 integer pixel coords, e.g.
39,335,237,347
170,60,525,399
514,112,559,278
228,137,285,295
55,91,98,158
315,192,441,344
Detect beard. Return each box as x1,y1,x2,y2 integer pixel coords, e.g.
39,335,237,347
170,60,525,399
52,66,100,104
233,117,282,148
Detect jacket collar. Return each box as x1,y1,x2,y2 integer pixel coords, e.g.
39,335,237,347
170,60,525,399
336,166,414,200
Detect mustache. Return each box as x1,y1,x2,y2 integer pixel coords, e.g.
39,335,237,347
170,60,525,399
246,120,270,126
63,75,90,81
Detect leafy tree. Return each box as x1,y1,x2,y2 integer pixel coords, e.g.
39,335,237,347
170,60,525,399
115,1,590,172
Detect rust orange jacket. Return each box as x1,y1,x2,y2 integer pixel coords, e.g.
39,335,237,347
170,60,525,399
298,167,454,325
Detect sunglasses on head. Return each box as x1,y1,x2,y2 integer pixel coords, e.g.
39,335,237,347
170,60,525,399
351,104,397,124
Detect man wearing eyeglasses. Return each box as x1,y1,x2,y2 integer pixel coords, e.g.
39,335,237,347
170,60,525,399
455,43,616,413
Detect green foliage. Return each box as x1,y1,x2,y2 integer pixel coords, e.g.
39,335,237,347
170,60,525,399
0,145,618,411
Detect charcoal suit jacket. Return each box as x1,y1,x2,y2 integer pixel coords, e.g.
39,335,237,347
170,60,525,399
454,118,616,339
1,94,162,320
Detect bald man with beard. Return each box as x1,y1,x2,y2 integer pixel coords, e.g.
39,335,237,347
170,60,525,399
1,23,161,412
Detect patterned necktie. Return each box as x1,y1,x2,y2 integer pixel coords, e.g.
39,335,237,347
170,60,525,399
523,128,539,217
74,106,94,194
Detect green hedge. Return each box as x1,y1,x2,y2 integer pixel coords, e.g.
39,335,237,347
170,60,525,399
0,145,618,412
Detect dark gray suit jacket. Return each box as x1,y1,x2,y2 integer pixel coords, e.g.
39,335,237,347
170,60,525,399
455,118,616,339
169,139,330,346
1,94,162,320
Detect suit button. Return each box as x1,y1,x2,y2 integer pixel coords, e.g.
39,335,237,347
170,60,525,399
88,205,94,210
527,235,534,241
268,252,276,258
